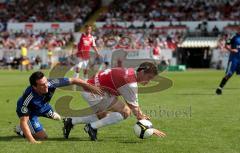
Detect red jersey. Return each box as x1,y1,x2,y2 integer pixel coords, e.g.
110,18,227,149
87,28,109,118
77,33,96,59
153,46,160,55
87,68,139,105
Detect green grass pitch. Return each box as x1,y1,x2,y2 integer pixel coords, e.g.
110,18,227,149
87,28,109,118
0,69,240,153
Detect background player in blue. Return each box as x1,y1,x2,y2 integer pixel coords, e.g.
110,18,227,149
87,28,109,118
15,71,103,144
216,31,240,95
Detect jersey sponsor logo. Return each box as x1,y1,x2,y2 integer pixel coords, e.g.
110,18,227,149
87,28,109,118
21,106,28,114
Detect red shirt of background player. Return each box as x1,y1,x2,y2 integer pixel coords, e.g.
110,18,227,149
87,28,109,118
153,46,160,55
77,33,96,60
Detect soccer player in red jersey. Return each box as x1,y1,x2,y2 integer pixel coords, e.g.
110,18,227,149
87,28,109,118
63,62,166,140
73,25,100,80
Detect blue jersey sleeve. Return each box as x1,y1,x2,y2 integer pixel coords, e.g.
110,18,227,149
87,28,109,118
48,78,70,88
16,91,33,117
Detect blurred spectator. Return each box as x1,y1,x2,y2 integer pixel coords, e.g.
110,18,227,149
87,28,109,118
35,55,42,69
98,0,240,22
1,31,73,50
0,0,99,30
212,25,220,36
94,25,186,51
149,22,155,29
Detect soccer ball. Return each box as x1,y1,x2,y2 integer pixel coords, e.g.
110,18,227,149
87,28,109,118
133,119,154,139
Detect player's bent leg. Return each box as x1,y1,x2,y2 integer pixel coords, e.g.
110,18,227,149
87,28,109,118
74,59,83,78
84,100,128,141
63,114,99,139
90,99,126,129
216,59,235,95
82,60,89,80
96,111,108,119
62,96,104,139
216,75,232,95
25,115,48,140
109,100,131,119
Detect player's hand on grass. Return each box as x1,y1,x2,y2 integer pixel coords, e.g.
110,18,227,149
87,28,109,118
153,129,166,137
30,140,42,144
137,113,151,120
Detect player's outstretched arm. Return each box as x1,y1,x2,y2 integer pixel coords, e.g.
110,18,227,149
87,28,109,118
226,44,238,53
69,78,104,95
20,116,41,144
152,128,166,137
127,103,150,120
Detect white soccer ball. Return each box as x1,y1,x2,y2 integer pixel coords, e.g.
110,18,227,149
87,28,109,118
133,119,154,139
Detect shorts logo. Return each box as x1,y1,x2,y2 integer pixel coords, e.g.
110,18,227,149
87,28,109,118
34,122,41,128
21,106,28,114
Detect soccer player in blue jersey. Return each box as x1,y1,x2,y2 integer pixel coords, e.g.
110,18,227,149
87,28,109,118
15,71,103,144
216,31,240,95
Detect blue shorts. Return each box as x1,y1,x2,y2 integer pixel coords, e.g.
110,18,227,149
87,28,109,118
17,105,54,134
226,59,240,77
27,115,43,134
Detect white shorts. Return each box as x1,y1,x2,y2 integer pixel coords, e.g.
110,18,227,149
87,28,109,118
75,58,89,69
153,55,160,60
81,91,116,113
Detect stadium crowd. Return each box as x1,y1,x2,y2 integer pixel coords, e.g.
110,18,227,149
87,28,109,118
97,0,240,22
94,24,187,50
0,0,99,29
1,0,239,71
0,31,73,50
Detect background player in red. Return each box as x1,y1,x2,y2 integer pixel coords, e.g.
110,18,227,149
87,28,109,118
152,43,161,61
73,25,100,80
63,62,166,141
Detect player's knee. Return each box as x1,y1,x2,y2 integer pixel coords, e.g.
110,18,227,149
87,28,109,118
34,131,48,140
120,107,131,119
96,111,108,119
41,135,48,140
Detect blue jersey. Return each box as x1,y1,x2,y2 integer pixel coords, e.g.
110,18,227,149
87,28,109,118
228,33,240,61
16,78,70,118
225,33,240,76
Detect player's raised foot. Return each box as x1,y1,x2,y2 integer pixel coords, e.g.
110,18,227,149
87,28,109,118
84,123,97,141
216,87,222,95
63,118,73,139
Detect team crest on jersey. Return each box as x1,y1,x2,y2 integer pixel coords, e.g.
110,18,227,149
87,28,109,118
21,106,28,114
83,40,90,46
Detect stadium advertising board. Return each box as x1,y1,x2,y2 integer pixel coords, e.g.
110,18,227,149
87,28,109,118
7,22,74,33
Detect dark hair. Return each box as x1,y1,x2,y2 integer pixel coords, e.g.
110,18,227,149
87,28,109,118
85,24,92,28
137,62,158,75
29,71,45,87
